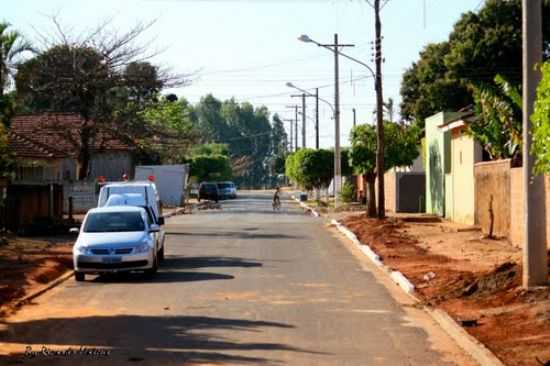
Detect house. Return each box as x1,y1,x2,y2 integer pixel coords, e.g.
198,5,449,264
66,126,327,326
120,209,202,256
425,111,483,225
9,113,134,182
355,154,425,213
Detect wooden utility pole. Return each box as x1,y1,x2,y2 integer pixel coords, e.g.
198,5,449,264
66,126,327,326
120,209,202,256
374,0,385,219
353,108,357,127
522,0,547,287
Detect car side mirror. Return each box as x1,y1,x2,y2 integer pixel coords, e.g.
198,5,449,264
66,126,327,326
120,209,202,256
69,227,79,234
149,224,160,233
158,216,165,226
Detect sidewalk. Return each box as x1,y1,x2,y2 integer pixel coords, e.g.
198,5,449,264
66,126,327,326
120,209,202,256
0,235,73,315
341,212,550,366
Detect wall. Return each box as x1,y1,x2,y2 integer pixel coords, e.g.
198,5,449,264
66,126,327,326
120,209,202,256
446,128,482,225
5,184,64,232
63,181,98,214
384,171,396,213
474,160,511,238
509,168,550,249
396,172,425,212
90,152,133,181
425,112,458,216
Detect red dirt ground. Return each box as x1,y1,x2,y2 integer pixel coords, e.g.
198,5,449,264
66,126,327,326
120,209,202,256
343,214,550,366
0,236,73,316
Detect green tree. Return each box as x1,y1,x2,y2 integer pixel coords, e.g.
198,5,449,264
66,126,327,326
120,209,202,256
271,113,288,156
400,42,471,125
190,154,232,182
400,0,550,125
284,148,333,192
0,22,32,97
139,96,198,164
468,74,522,162
350,122,420,217
532,62,550,173
0,122,13,177
0,22,32,125
191,143,230,157
14,21,186,179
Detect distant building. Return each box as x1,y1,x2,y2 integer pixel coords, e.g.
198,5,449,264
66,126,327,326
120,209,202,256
9,113,134,182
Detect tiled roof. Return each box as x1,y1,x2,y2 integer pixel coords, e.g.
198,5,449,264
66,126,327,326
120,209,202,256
8,131,66,159
9,113,132,159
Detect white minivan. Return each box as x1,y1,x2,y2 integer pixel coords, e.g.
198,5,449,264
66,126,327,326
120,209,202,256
98,181,163,225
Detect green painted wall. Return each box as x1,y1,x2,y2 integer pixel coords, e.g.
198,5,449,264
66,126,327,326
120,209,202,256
424,112,459,216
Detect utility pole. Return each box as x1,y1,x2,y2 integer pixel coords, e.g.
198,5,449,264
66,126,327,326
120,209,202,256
374,0,385,219
294,105,298,150
283,118,294,152
285,104,299,151
522,0,547,287
302,93,306,148
319,34,353,202
315,88,320,149
353,108,357,127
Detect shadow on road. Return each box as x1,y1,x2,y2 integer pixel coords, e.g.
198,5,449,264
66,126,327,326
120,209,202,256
167,231,303,240
0,315,327,365
90,271,235,284
162,256,263,269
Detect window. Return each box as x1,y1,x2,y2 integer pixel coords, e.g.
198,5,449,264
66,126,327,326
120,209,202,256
84,212,145,233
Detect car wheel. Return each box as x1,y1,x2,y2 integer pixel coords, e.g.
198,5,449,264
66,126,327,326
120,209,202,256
145,253,158,277
158,244,165,262
74,271,85,282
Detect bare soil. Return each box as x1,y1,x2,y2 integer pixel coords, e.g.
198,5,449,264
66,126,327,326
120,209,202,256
0,235,73,316
342,213,550,366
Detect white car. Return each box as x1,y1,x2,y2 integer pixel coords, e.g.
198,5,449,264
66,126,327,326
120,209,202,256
72,206,164,281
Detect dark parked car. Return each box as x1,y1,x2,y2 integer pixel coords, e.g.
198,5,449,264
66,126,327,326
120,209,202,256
198,182,220,202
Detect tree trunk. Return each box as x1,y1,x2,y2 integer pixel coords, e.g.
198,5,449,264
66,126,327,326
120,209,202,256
77,121,92,181
366,173,377,218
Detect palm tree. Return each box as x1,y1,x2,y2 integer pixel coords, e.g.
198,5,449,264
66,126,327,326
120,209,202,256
0,22,32,96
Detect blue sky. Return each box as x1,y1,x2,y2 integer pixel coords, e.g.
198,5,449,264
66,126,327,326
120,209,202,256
5,0,484,148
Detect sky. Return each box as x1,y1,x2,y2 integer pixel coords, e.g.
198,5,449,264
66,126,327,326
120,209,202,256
4,0,485,149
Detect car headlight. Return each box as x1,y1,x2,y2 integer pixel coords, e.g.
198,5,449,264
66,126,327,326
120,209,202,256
134,241,152,253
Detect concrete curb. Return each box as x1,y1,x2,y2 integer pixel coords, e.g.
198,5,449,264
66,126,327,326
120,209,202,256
331,219,505,366
427,308,506,366
291,195,320,217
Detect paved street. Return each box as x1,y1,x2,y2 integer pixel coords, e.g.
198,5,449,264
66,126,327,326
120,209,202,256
0,191,473,366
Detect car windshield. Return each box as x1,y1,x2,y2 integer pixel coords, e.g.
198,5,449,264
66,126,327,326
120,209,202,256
217,183,232,189
84,212,145,233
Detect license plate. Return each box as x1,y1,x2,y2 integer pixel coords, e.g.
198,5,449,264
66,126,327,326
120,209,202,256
102,257,122,263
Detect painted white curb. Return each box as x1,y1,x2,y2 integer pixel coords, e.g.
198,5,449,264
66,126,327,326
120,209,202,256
331,219,415,293
291,195,320,217
390,270,416,294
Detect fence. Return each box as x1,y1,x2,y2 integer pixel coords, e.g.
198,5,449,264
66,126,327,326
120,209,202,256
474,160,550,249
63,181,98,214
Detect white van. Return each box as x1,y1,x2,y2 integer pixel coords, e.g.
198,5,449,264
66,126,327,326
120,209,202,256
98,181,164,225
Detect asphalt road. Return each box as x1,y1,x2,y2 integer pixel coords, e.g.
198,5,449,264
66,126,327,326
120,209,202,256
0,191,474,366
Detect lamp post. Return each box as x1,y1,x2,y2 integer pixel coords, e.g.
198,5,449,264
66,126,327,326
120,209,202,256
299,33,383,215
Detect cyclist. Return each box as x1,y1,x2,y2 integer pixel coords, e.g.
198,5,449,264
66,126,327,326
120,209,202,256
272,186,281,210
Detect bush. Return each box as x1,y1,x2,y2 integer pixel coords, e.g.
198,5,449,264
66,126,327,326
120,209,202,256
339,181,355,203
